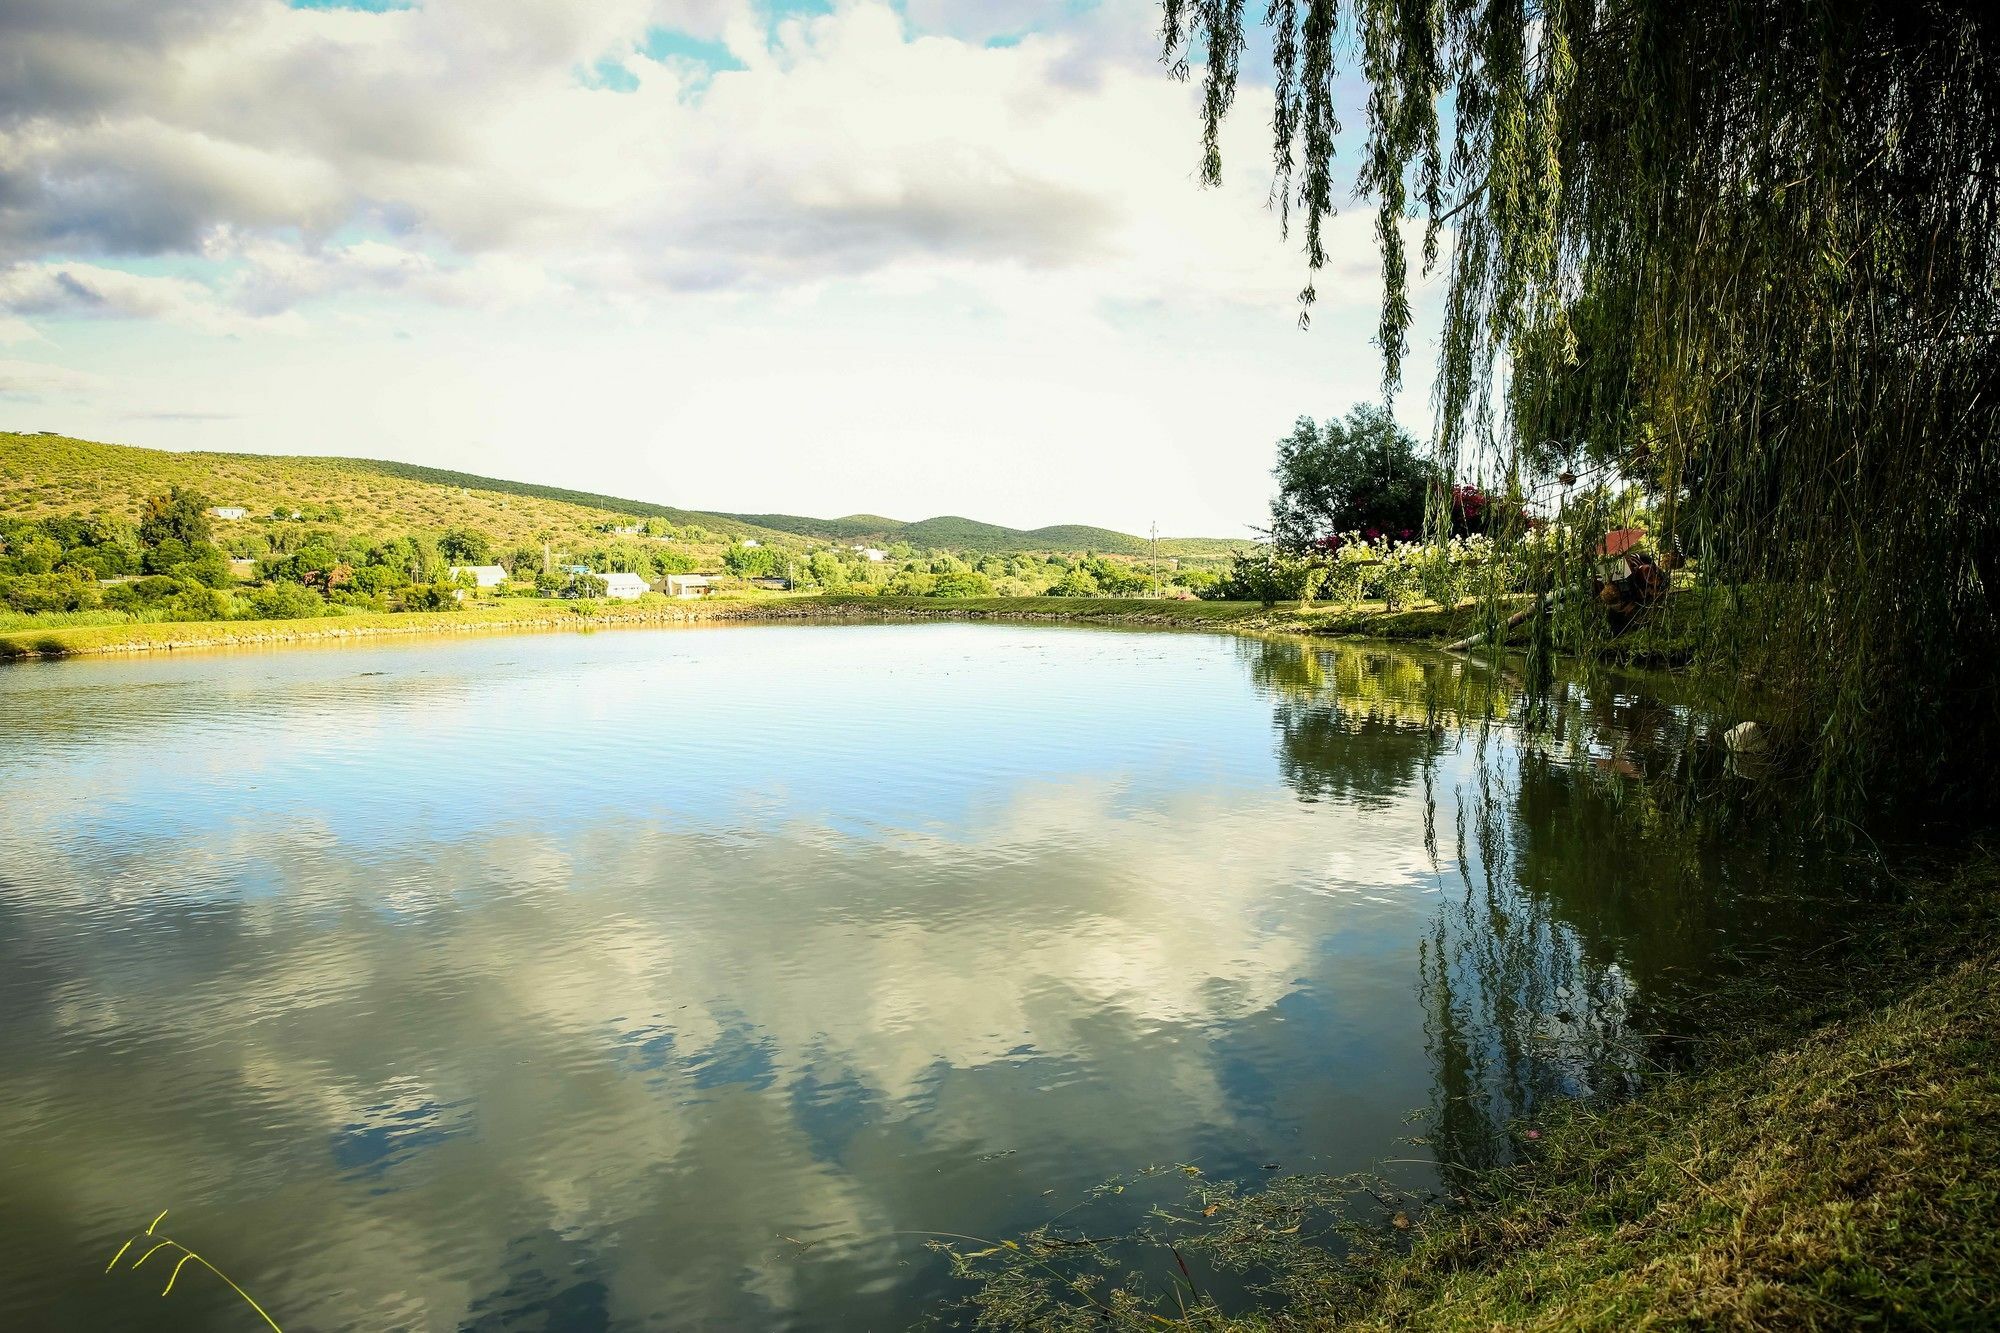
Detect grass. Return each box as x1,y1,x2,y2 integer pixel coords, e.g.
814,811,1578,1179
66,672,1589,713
1,433,728,550
810,595,1485,637
105,1210,282,1332
0,594,1487,661
1319,857,2000,1333
0,595,794,659
947,855,2000,1331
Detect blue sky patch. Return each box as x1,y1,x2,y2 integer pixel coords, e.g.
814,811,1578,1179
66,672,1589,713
639,27,746,73
580,57,641,94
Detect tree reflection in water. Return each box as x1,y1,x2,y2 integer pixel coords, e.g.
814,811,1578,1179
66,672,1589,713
1243,636,1855,1187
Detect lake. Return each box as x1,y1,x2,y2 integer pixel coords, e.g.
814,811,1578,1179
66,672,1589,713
0,623,1833,1330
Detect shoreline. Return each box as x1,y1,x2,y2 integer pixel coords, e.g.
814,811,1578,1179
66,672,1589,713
0,594,1481,662
949,852,2000,1330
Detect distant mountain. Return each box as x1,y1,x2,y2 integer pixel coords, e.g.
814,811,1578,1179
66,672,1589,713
1,434,1246,558
716,511,1244,558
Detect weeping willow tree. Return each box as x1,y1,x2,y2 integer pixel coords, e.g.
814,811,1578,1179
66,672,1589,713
1162,0,2000,817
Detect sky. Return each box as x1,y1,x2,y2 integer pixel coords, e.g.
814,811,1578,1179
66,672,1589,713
0,0,1444,537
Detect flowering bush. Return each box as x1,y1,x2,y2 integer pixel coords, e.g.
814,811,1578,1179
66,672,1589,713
1205,532,1523,607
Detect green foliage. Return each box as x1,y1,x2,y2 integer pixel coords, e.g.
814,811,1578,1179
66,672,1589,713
242,582,327,620
1043,568,1100,597
1166,0,2000,815
931,570,996,598
1206,550,1312,605
437,527,492,563
714,511,1239,559
0,569,102,614
805,550,848,591
1269,405,1431,551
722,543,780,577
137,487,212,550
398,583,462,612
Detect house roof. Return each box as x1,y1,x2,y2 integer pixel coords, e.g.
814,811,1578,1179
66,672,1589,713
1594,527,1647,558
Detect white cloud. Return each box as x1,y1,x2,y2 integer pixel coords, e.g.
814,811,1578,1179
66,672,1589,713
0,0,1432,534
0,262,304,335
0,356,104,399
0,1,1327,317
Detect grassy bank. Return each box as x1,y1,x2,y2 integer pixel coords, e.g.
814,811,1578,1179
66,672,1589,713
950,855,2000,1331
0,595,1483,661
1329,858,2000,1333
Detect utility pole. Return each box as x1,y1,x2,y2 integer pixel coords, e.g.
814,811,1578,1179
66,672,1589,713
1150,521,1160,598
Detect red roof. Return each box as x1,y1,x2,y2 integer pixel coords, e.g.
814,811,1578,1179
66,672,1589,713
1595,527,1646,558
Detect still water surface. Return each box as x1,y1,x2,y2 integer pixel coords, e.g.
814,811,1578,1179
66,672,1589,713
0,624,1826,1330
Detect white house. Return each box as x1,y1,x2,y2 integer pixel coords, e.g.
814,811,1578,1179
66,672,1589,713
208,506,248,521
859,547,888,562
450,564,509,589
599,571,650,599
665,574,712,599
741,539,761,548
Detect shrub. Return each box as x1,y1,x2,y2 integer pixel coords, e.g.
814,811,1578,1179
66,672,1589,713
399,583,462,612
0,570,102,614
243,583,327,620
931,571,995,598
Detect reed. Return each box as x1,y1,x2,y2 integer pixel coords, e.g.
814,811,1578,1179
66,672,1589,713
104,1210,282,1332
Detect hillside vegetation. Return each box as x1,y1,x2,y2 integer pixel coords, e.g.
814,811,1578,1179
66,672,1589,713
722,507,1245,558
0,434,1238,557
0,434,786,549
0,432,1248,625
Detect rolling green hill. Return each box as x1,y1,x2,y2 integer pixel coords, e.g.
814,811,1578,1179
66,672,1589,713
717,511,1245,558
0,433,789,548
1,434,1245,558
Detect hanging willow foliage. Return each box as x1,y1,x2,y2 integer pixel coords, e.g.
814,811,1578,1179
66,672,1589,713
1163,0,2000,817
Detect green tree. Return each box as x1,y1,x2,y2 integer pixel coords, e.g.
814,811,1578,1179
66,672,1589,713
1165,0,2000,812
807,551,848,591
138,488,213,550
1269,405,1430,551
438,527,492,564
244,582,327,620
0,570,101,613
400,583,461,612
1044,568,1101,598
931,570,995,598
724,544,780,577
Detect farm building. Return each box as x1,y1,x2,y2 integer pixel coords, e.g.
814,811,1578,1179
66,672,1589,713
599,572,650,599
207,506,248,520
450,565,509,589
665,574,712,599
